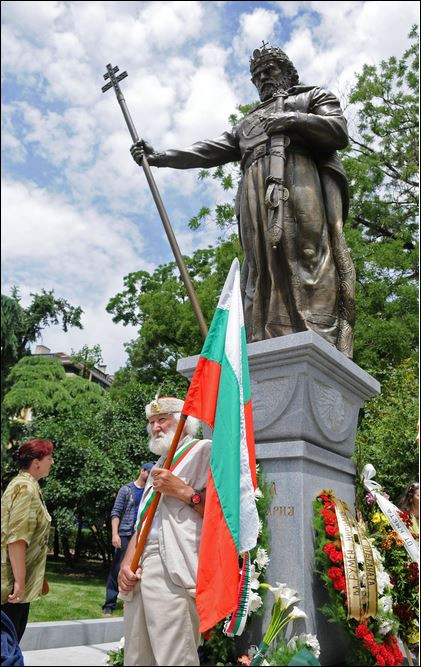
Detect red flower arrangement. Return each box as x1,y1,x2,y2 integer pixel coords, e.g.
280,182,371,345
354,625,403,666
362,484,419,649
314,491,403,666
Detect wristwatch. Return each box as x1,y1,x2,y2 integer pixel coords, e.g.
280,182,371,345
190,489,202,507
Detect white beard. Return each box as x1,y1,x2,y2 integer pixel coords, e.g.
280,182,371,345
148,429,176,456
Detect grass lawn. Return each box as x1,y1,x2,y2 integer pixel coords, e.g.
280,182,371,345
28,558,124,622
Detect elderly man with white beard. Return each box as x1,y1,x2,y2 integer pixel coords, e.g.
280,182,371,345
118,396,211,667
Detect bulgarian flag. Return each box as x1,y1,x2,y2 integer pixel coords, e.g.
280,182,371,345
182,258,259,633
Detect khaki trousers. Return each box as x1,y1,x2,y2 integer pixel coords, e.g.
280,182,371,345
123,542,200,666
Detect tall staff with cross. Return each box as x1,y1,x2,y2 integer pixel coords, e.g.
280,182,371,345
101,63,208,340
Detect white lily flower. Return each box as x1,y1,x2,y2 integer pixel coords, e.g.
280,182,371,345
254,547,270,571
254,487,263,499
280,587,301,609
249,564,261,590
119,637,125,649
288,606,307,620
264,582,301,609
248,591,263,613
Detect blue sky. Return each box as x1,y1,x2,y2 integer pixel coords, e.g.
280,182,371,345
2,1,419,373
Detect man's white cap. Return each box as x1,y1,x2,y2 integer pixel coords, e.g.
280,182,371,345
145,396,184,419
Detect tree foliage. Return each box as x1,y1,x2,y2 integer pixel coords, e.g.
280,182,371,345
106,236,243,383
70,344,104,379
342,25,419,375
354,354,419,512
1,287,83,399
2,355,154,564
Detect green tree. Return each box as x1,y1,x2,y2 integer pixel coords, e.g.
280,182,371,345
342,25,419,375
107,236,243,383
70,344,104,379
2,355,152,565
1,287,83,399
354,355,419,515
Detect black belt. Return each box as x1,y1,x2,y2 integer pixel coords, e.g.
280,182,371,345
241,141,311,173
241,144,269,172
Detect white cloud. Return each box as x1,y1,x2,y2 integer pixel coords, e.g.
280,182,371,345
2,0,66,43
2,178,152,302
233,8,280,64
279,2,419,93
31,304,139,376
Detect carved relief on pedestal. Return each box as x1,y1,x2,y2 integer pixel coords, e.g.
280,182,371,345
250,374,298,433
308,378,358,443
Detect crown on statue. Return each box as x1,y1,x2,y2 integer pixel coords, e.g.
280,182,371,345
249,41,299,85
250,42,286,74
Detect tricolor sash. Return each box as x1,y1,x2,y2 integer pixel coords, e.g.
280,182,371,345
223,552,252,636
135,439,200,541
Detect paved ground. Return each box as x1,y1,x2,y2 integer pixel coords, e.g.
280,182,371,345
23,641,119,666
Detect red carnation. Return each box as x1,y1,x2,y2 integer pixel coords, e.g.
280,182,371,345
329,549,343,563
333,576,346,592
324,542,334,554
399,510,412,527
323,500,335,510
327,566,343,580
325,524,339,537
355,624,370,639
322,515,336,527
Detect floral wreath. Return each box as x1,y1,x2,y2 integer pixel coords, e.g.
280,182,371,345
363,485,419,650
314,490,403,666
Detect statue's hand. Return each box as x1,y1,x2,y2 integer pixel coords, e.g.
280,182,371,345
130,140,160,166
263,112,301,136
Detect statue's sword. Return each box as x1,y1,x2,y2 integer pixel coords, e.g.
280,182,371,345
101,63,208,339
264,91,290,248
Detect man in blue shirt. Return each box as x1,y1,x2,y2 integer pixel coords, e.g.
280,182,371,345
102,463,154,615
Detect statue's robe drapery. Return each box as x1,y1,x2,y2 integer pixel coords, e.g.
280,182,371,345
157,85,353,354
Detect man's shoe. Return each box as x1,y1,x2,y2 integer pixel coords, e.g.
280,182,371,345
103,608,113,616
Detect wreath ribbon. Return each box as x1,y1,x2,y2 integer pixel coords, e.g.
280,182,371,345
362,464,419,564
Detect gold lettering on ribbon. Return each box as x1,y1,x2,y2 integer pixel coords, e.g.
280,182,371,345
333,497,379,621
334,499,362,621
352,517,378,618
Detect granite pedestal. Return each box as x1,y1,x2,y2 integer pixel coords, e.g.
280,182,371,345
177,331,380,664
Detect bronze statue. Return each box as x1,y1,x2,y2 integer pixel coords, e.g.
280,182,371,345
131,44,355,358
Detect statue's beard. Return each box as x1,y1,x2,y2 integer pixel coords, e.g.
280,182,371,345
148,429,176,456
259,76,292,101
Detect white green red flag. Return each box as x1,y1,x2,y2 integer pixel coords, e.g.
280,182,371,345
182,258,259,632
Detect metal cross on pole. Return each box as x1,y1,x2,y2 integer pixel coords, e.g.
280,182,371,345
101,63,208,339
